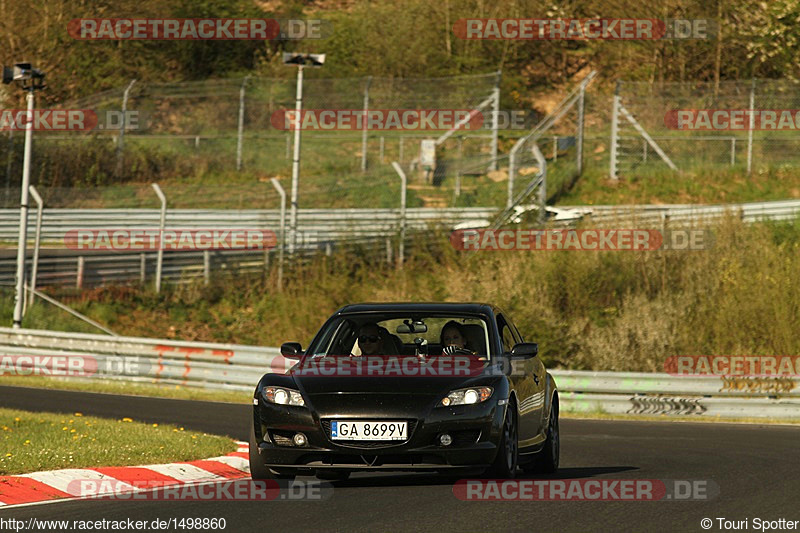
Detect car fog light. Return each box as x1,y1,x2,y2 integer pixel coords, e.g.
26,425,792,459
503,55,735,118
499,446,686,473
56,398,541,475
293,433,307,447
439,433,453,446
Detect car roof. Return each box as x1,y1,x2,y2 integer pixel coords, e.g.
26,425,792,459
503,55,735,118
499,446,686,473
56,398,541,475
335,302,496,316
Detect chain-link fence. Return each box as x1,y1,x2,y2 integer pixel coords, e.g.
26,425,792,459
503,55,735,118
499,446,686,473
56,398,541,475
2,73,544,211
610,79,800,178
501,71,597,225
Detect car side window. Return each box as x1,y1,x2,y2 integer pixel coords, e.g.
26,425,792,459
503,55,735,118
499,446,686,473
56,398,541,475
508,318,524,343
496,315,515,353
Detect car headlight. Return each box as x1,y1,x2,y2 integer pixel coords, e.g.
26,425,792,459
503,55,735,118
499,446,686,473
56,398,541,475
439,387,493,407
263,386,305,407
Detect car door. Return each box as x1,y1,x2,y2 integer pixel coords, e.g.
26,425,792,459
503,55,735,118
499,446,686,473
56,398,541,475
499,313,546,447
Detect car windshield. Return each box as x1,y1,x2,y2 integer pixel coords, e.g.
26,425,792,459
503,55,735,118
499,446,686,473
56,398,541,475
304,314,492,360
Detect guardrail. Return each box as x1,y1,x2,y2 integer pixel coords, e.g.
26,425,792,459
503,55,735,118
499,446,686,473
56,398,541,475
557,199,800,225
1,327,798,419
0,207,498,243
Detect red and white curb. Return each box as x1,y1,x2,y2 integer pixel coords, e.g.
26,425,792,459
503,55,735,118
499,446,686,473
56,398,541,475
0,441,250,508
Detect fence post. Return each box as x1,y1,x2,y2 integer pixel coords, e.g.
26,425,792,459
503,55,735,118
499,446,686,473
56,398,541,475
552,136,558,161
455,136,463,198
361,76,372,172
76,256,85,289
151,183,167,293
236,76,250,171
746,78,755,175
609,81,621,180
576,78,586,176
116,79,137,178
4,129,12,204
203,250,211,286
27,186,43,309
507,149,516,209
379,136,385,163
140,253,146,283
398,137,404,165
391,162,407,268
532,143,547,223
730,138,736,166
489,70,501,171
270,178,286,291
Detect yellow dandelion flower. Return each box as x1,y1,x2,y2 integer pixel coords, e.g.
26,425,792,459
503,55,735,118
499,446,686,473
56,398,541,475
152,424,158,428
62,427,68,431
74,413,83,417
122,418,133,423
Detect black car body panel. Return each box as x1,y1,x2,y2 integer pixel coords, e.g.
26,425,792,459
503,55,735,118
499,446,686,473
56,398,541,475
251,302,558,475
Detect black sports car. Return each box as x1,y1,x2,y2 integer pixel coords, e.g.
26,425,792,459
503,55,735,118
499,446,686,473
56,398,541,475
250,302,559,481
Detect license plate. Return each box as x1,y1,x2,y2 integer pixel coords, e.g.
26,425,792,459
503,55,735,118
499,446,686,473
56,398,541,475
330,421,407,441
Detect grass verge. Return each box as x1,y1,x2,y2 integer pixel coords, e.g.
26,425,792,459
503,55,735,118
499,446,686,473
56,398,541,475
0,407,237,476
0,376,251,405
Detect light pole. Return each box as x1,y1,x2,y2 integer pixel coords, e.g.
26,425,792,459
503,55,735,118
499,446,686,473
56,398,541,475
282,52,325,253
3,63,45,328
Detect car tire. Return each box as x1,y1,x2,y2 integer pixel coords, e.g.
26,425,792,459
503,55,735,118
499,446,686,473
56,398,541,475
249,425,273,480
486,402,518,478
523,398,559,474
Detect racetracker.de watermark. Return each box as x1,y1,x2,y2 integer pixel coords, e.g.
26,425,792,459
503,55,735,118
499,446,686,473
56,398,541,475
68,479,332,501
0,109,144,132
64,229,277,251
270,109,527,131
284,355,487,378
450,229,712,251
67,18,330,40
666,109,800,131
0,355,149,377
664,356,800,377
453,479,719,501
453,18,714,40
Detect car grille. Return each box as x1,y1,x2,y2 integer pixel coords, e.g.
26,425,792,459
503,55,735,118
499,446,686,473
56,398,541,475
451,429,482,446
320,419,418,449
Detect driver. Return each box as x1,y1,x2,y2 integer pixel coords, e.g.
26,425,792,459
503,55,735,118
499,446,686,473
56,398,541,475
355,322,384,356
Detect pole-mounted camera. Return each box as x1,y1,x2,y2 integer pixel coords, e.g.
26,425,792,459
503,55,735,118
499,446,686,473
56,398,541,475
2,62,46,91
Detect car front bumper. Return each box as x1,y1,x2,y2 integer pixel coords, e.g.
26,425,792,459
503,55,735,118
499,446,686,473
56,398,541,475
253,398,505,473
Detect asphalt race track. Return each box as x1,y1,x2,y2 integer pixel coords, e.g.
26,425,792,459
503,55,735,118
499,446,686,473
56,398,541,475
2,385,799,532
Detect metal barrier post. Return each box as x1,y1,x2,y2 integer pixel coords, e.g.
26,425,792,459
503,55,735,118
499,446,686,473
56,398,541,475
151,184,167,293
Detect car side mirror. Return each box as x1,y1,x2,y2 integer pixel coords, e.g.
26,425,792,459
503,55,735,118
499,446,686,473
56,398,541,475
280,342,303,359
509,342,538,360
